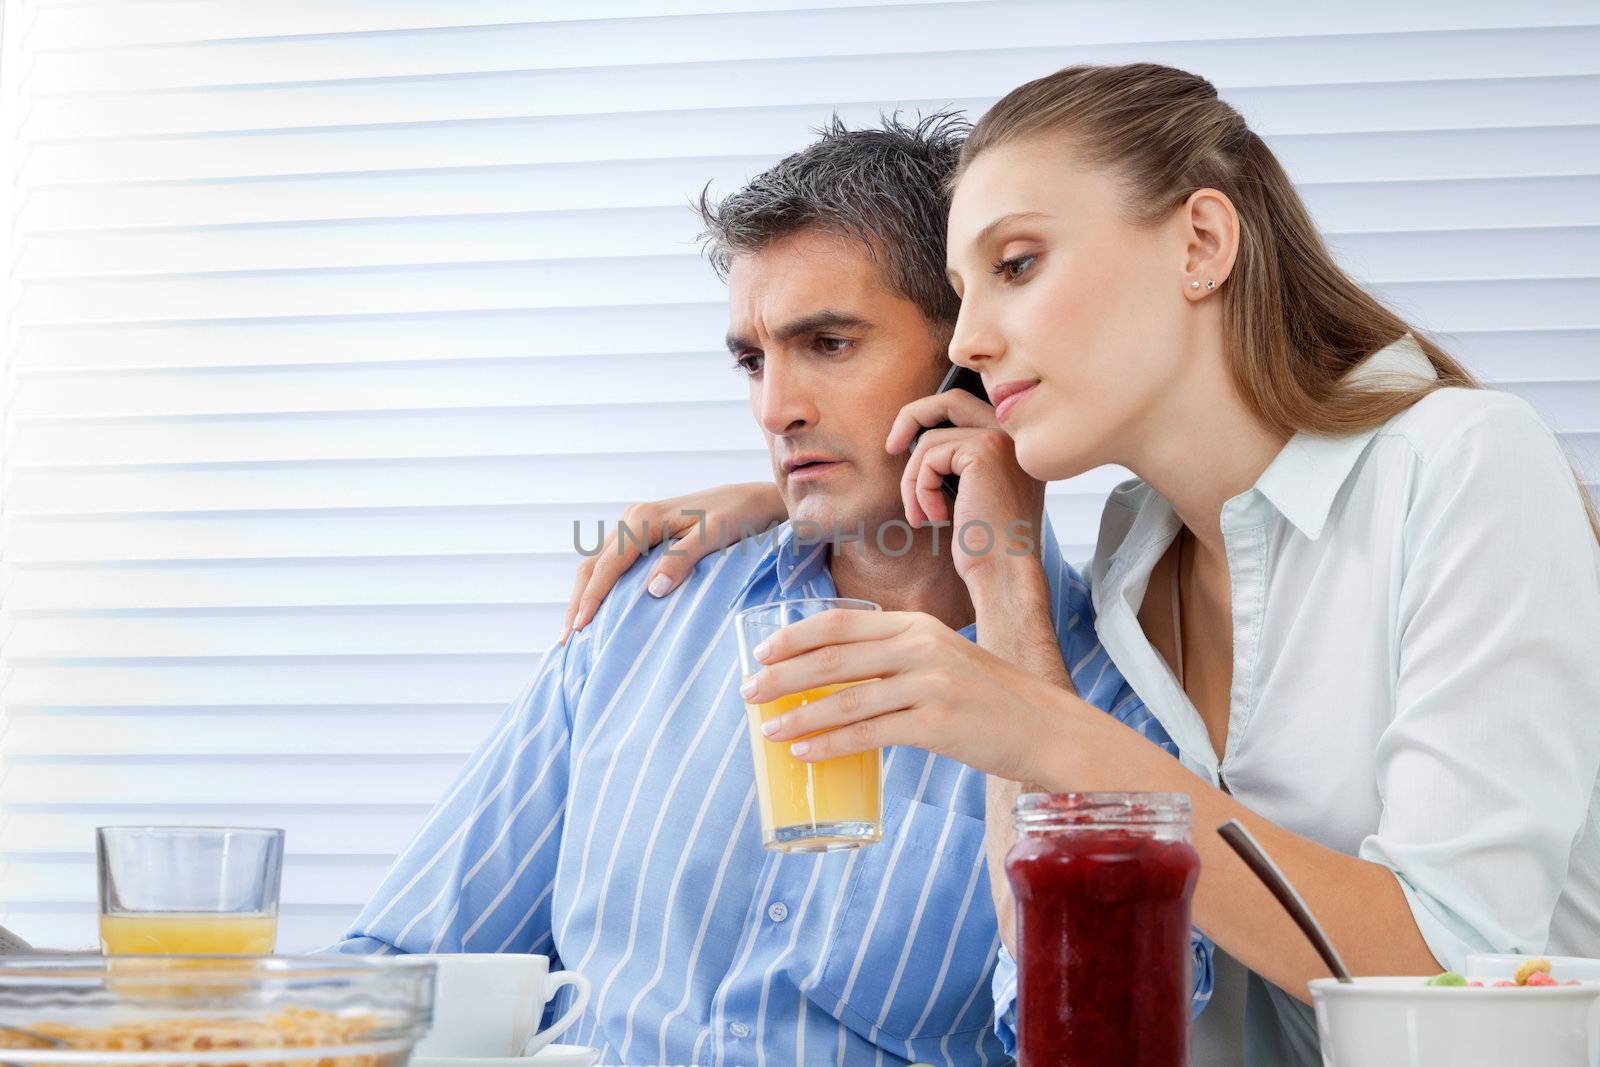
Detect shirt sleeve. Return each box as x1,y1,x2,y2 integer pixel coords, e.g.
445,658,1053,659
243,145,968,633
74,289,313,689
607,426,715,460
989,932,1215,1054
1358,395,1600,970
323,627,591,956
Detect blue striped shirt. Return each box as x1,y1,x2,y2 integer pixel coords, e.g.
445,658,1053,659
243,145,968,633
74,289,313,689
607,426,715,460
331,520,1212,1065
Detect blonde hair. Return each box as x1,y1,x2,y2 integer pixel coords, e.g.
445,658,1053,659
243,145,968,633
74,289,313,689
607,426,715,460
959,63,1600,538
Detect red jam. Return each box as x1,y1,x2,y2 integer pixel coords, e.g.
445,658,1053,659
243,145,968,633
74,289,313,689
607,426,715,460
1006,792,1200,1066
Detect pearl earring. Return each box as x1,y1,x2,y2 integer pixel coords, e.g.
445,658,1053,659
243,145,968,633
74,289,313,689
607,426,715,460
1189,280,1200,290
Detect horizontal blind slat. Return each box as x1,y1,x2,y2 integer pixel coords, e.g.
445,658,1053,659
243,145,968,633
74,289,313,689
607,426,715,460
24,0,992,50
4,661,541,708
3,710,501,756
26,11,1600,94
0,809,433,856
23,68,1600,144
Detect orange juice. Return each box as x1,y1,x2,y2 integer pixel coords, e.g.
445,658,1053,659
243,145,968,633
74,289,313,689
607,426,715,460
99,912,277,955
745,682,882,851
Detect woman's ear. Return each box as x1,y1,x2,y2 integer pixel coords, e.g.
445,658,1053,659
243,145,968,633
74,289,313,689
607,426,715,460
1180,187,1239,301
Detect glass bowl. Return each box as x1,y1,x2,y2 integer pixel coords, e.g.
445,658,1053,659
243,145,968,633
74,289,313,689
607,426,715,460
0,955,434,1067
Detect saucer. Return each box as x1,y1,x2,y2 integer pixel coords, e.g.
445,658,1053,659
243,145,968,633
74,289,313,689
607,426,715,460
411,1047,600,1067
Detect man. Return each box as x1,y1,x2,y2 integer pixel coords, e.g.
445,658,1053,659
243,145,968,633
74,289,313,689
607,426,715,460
331,114,1210,1066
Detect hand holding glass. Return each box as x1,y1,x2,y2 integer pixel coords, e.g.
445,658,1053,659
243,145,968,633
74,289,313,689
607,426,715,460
736,597,883,851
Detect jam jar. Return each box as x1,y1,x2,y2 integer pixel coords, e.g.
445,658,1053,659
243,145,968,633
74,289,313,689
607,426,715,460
1006,791,1200,1066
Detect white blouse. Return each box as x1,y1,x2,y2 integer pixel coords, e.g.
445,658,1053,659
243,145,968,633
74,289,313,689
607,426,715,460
1090,337,1600,983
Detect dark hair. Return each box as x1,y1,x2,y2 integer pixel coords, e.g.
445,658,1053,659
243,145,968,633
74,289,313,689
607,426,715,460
697,111,969,342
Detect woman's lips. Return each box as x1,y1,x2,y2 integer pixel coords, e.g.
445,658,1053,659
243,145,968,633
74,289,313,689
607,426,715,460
993,382,1038,423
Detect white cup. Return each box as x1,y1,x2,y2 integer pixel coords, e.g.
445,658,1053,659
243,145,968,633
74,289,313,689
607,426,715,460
411,953,590,1059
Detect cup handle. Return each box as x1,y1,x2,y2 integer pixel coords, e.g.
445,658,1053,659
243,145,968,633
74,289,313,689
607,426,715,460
518,970,591,1057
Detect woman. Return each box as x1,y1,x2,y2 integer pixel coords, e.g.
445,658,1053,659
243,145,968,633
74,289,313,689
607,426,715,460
565,64,1600,1059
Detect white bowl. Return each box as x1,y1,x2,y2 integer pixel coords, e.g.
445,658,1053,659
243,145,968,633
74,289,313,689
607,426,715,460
1467,954,1600,982
1310,976,1600,1066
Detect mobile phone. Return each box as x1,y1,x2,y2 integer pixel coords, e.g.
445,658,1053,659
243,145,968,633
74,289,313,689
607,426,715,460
914,363,990,500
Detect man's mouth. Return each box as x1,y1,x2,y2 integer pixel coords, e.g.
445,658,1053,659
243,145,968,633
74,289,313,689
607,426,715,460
783,455,845,481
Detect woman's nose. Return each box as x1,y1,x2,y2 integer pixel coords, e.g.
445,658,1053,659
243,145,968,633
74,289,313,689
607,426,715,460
948,297,1003,370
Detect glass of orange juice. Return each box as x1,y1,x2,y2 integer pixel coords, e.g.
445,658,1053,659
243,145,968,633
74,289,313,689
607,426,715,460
736,597,883,852
96,827,284,954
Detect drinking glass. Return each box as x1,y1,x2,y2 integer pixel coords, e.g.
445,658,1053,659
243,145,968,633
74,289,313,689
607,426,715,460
96,827,284,955
735,597,883,851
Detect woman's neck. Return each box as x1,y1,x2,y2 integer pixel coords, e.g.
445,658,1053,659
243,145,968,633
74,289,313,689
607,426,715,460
1124,336,1289,557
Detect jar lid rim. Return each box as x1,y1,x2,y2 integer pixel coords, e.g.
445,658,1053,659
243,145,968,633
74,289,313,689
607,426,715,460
1012,791,1192,824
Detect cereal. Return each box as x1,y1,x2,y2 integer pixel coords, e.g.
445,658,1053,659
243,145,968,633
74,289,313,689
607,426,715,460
1514,958,1552,985
1425,957,1582,991
1424,971,1467,987
0,1007,400,1067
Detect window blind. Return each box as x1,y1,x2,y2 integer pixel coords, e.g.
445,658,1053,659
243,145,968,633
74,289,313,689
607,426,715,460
1,0,1595,952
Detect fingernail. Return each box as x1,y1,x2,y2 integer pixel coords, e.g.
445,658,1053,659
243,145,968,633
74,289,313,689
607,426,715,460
789,741,810,757
761,717,781,737
648,574,672,598
558,628,569,645
740,677,758,699
753,641,771,662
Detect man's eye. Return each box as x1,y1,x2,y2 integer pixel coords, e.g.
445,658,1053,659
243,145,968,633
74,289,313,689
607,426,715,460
990,254,1036,282
734,353,763,375
815,336,852,355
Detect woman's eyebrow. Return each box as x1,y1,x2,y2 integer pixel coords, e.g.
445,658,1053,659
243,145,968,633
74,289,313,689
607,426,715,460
971,210,1052,248
949,211,1052,285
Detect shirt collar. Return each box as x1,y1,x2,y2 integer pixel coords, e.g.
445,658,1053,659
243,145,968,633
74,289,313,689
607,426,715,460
726,519,832,611
772,521,830,592
1254,334,1436,540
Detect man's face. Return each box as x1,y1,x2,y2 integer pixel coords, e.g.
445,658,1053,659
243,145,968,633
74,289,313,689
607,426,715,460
726,230,946,536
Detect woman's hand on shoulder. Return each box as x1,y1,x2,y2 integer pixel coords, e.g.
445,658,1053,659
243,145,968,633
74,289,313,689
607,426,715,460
561,482,785,642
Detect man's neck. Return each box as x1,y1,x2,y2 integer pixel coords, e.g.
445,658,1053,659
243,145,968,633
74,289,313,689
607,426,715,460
825,523,976,633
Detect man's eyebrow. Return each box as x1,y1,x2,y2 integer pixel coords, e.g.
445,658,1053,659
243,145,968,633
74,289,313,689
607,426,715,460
725,309,872,353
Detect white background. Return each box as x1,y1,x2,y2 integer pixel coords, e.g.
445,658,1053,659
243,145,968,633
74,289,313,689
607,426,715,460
0,0,1595,953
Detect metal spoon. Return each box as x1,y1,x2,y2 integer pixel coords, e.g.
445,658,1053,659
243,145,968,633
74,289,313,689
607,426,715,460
1218,818,1353,983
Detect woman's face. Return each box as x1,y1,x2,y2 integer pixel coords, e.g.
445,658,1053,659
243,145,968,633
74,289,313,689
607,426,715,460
945,136,1198,482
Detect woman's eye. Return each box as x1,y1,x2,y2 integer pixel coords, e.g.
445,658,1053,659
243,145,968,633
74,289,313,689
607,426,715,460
990,254,1037,282
815,336,851,355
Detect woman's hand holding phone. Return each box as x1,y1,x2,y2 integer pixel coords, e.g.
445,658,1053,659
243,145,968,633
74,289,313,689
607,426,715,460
885,379,1047,585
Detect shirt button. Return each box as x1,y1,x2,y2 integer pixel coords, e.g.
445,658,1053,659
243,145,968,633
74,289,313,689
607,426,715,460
729,1022,751,1038
767,901,789,922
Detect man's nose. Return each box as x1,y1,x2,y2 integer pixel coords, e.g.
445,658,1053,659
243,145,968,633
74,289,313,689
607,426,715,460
756,359,819,437
948,294,1003,371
